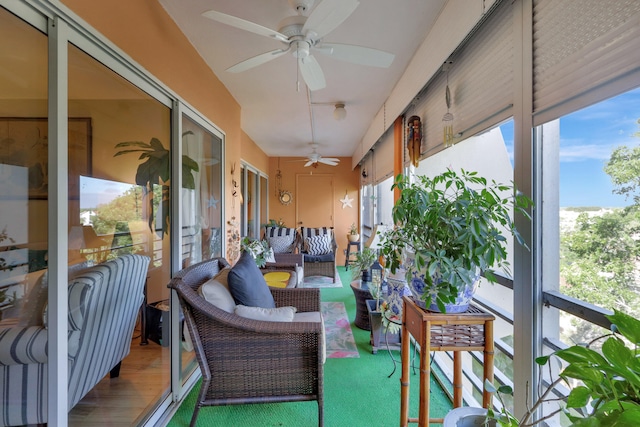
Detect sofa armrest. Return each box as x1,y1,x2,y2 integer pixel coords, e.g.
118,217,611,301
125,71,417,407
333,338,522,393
0,325,48,365
270,287,320,313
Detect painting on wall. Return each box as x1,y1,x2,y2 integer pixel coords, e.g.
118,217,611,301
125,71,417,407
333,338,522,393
0,117,92,199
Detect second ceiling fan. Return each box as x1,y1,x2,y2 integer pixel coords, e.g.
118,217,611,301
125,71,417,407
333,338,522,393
202,0,395,91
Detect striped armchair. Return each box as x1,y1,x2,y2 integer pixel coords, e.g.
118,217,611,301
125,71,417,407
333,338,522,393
0,254,150,426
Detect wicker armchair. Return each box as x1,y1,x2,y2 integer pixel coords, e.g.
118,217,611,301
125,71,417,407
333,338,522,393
168,258,324,427
300,227,338,283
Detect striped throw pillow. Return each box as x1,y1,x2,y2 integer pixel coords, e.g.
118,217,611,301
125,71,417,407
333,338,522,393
304,234,332,255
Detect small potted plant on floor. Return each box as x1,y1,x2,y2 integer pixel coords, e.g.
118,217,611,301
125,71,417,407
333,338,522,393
380,168,532,313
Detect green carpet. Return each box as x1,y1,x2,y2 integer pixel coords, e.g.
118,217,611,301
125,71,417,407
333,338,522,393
168,267,452,427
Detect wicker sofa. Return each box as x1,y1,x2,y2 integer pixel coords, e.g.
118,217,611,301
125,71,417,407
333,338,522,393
169,257,324,427
0,254,150,426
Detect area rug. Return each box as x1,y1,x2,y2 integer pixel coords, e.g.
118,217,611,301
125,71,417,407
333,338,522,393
322,301,359,358
303,270,343,288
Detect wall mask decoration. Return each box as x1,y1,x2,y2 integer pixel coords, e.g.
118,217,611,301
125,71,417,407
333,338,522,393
406,115,422,167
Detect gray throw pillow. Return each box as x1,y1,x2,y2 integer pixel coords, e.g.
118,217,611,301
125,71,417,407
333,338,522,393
228,251,276,308
268,235,294,253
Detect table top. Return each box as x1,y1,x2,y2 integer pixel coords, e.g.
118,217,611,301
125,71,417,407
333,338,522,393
403,296,495,322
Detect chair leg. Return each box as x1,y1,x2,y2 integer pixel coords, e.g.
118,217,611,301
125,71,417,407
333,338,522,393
109,361,122,378
189,405,201,427
190,376,210,427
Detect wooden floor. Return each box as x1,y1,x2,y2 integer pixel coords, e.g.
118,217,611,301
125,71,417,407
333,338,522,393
69,328,196,426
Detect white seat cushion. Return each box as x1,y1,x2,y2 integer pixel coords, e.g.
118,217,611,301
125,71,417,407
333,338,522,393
235,305,297,322
199,277,236,313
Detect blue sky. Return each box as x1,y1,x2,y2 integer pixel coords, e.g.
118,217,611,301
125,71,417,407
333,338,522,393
502,87,640,208
559,88,640,207
80,175,137,209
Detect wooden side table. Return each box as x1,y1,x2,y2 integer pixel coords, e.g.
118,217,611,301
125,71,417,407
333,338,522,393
400,296,495,426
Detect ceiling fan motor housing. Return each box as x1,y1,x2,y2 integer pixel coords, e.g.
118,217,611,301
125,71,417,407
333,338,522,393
278,15,307,38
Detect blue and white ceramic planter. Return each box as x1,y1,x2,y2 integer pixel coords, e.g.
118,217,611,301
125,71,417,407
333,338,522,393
386,277,412,317
404,251,479,313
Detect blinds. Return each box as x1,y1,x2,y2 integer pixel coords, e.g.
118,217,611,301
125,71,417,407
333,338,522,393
372,128,394,184
403,0,514,165
533,0,640,125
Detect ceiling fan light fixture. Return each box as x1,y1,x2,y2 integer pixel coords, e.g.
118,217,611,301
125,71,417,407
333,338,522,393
333,103,347,121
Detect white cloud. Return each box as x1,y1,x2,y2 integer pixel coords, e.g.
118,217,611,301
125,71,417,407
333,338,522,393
559,138,640,163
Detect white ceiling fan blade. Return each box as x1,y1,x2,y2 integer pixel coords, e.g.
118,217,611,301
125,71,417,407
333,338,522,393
318,158,338,166
299,56,326,91
226,49,289,73
304,160,315,167
202,10,289,43
317,43,394,68
321,157,340,163
303,0,359,39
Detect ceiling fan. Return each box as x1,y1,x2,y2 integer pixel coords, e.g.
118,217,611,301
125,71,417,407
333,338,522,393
294,143,340,167
202,0,395,91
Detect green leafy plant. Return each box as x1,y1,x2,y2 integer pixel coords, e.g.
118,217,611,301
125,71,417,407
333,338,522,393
483,309,640,426
114,134,199,234
380,169,532,312
350,246,377,281
240,237,270,268
349,223,359,235
265,218,286,228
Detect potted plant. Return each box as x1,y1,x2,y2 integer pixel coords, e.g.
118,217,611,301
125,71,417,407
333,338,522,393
348,223,360,242
240,237,271,268
380,168,532,313
447,309,640,426
350,246,377,282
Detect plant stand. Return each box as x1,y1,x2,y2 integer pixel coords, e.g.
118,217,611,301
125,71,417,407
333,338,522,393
366,299,401,354
344,240,360,270
400,296,495,427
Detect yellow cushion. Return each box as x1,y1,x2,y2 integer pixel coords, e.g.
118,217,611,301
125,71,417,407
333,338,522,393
264,271,291,288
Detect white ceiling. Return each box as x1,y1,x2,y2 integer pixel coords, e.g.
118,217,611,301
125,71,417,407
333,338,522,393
159,0,446,161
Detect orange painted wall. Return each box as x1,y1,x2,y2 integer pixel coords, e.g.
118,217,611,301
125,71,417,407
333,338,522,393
268,157,361,265
60,0,253,260
61,0,361,266
240,131,269,172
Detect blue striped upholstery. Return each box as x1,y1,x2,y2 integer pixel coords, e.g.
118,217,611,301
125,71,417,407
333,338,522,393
264,226,298,253
0,254,150,426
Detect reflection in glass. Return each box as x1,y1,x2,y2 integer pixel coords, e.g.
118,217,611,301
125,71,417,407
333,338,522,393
182,115,223,265
68,40,171,424
0,7,49,426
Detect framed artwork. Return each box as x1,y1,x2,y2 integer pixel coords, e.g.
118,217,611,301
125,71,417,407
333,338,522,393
0,117,92,199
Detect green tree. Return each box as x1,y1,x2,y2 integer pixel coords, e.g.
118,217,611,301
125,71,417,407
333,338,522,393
559,118,640,345
92,186,144,236
603,119,640,203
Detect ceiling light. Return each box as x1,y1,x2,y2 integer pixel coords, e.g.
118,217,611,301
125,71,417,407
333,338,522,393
333,103,347,121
